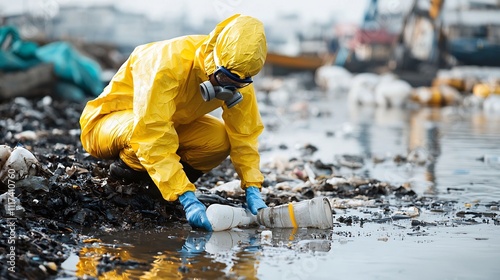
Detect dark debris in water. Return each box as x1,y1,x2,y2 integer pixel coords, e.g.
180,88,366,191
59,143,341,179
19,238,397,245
96,253,149,276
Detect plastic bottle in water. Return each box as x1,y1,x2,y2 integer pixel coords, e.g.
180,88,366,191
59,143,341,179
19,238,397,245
206,204,258,231
257,197,333,229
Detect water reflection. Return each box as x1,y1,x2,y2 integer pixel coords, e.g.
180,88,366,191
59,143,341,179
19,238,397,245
347,101,500,201
72,228,333,279
408,108,442,194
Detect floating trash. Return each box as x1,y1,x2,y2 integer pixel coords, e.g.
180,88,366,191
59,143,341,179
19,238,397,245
393,206,420,218
261,230,273,245
209,179,244,197
295,239,331,252
335,154,365,169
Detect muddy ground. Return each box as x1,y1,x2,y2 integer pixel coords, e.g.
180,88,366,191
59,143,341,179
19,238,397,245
1,94,499,279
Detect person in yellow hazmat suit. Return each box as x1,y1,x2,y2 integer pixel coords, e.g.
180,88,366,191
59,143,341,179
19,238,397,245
79,14,268,231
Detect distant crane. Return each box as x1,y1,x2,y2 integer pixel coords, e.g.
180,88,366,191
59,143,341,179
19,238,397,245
388,0,448,72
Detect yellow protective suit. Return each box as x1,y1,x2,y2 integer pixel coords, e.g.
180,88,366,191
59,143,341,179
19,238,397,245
79,14,267,201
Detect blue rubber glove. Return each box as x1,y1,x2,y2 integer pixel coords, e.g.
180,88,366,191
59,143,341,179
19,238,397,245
179,191,213,231
178,232,212,256
245,186,267,215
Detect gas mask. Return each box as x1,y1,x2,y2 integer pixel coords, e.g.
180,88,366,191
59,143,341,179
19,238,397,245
199,81,243,108
199,66,253,108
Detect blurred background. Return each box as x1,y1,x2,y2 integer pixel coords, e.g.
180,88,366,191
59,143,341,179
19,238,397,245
2,0,500,100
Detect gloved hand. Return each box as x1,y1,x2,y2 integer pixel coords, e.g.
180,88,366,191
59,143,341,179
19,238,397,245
178,232,212,256
245,186,267,215
179,191,213,231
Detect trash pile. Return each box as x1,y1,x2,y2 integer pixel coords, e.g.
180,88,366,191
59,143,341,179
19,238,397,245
315,65,500,111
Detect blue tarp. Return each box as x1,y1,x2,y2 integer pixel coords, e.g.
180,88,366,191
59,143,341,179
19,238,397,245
0,25,103,100
0,26,39,70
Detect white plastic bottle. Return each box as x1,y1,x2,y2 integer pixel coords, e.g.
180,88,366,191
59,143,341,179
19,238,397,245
206,204,258,231
256,197,333,229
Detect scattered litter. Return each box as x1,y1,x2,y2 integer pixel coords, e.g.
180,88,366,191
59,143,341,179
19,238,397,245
0,146,38,184
261,230,273,245
393,206,420,218
209,179,243,197
296,239,331,252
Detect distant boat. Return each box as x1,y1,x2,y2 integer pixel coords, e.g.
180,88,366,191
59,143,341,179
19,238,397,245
264,52,324,75
448,38,500,66
444,1,500,66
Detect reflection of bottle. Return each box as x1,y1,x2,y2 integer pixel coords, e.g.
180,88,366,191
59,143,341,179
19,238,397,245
205,231,249,254
206,204,258,231
257,197,333,229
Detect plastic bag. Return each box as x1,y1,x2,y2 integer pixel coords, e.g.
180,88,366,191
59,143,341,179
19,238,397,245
36,42,103,97
0,26,40,70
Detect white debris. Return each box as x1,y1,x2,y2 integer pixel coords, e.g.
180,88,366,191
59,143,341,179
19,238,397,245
209,180,244,197
483,94,500,114
261,230,272,245
296,239,331,252
315,65,352,95
60,254,80,274
348,72,380,106
329,198,377,209
303,162,317,184
393,206,420,218
0,146,39,184
0,145,12,170
14,130,38,141
326,177,348,186
375,79,413,108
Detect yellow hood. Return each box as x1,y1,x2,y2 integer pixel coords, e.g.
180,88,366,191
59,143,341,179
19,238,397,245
197,14,267,79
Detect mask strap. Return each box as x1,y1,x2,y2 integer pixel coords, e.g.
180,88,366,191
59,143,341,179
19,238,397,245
213,44,222,69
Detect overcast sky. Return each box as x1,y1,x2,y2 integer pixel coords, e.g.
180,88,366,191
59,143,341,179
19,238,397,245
1,0,371,25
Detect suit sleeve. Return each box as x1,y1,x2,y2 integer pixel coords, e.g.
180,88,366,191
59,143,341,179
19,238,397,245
222,85,264,189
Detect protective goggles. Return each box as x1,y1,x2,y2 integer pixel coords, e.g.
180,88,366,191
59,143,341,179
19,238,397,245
214,66,253,88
